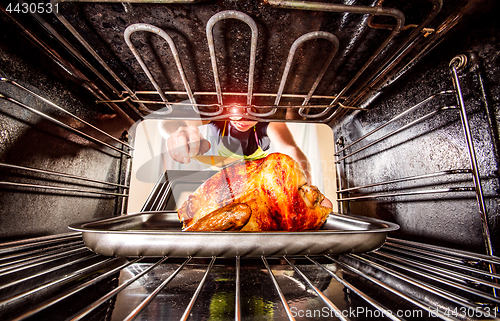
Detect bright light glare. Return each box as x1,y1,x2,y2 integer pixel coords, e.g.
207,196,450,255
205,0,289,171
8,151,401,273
229,104,243,120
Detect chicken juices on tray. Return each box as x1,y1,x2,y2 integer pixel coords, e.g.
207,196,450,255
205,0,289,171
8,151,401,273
177,153,331,231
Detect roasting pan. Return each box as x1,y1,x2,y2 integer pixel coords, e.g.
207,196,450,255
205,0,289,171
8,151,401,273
69,211,399,257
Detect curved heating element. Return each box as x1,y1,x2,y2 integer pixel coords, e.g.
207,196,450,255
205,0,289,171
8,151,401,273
46,2,418,121
124,23,192,115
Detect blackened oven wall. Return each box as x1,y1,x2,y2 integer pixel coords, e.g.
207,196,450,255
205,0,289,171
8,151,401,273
0,13,132,241
332,3,500,254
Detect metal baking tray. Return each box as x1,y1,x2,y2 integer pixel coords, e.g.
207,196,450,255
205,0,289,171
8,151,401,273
69,211,399,257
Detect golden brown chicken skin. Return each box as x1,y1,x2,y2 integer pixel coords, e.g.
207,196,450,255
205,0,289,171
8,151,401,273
177,153,331,231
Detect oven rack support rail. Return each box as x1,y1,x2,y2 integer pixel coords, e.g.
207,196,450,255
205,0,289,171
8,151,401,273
0,78,131,213
0,233,499,320
21,0,444,121
334,55,495,259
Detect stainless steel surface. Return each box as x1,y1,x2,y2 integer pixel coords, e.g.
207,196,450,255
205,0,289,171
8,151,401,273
69,211,399,257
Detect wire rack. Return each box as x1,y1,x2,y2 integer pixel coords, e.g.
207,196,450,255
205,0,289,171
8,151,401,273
334,55,494,258
0,233,499,320
0,77,131,213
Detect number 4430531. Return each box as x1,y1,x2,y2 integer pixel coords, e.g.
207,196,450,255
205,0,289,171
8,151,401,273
6,2,59,14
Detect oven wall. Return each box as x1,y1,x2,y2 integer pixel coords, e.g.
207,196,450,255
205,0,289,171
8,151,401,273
332,4,500,254
0,13,131,241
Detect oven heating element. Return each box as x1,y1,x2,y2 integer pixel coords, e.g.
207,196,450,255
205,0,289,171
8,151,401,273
42,1,442,122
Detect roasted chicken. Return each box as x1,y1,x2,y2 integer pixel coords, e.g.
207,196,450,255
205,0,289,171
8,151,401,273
177,153,331,231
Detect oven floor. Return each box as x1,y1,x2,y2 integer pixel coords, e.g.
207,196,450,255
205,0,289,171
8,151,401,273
0,234,498,321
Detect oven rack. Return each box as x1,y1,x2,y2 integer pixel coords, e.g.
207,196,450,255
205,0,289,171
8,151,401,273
0,77,131,211
333,90,474,199
334,56,494,257
0,78,131,157
24,0,443,121
0,233,499,321
334,91,471,201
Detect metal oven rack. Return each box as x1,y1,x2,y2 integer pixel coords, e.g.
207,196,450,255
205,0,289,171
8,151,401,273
334,55,495,258
1,233,500,320
0,78,131,215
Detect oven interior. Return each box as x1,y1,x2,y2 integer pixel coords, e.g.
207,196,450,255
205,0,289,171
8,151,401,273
1,0,500,320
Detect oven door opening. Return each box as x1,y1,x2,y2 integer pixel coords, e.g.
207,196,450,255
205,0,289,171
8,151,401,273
127,120,337,214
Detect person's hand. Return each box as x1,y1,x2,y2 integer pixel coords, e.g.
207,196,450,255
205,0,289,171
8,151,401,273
321,197,333,208
166,126,211,164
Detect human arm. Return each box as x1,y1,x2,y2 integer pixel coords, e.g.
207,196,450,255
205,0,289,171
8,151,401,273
267,122,312,182
267,122,332,208
158,120,211,164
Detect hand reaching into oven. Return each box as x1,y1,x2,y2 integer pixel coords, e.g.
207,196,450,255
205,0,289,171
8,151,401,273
160,122,211,165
